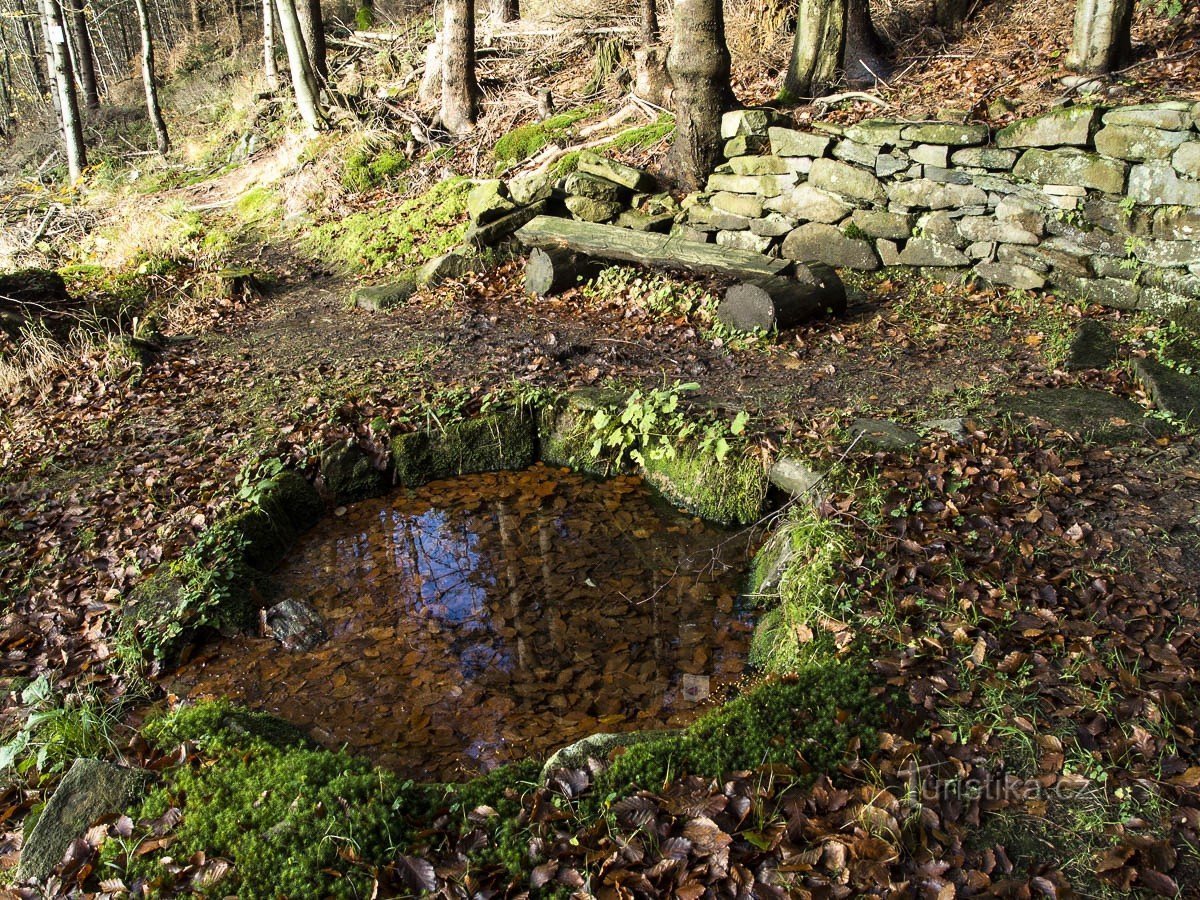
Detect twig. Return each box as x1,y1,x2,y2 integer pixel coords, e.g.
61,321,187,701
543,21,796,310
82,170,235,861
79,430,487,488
29,203,61,248
813,91,890,109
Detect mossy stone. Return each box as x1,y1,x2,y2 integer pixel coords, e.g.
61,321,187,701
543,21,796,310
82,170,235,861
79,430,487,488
996,386,1171,442
640,442,768,526
537,389,625,476
390,430,435,487
431,410,536,477
321,444,386,503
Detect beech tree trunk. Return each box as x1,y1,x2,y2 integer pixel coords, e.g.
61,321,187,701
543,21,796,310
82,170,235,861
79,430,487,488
440,0,477,134
665,0,733,190
65,0,97,108
133,0,169,153
640,0,658,46
275,0,322,130
1067,0,1133,74
262,0,277,87
39,0,86,181
490,0,517,24
294,0,325,83
783,0,889,99
15,0,49,99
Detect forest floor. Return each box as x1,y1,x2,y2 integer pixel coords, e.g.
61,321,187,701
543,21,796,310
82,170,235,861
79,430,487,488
2,0,1200,895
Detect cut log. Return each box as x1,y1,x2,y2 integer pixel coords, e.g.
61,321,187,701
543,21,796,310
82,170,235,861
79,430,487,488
515,215,792,281
524,247,602,297
717,266,845,332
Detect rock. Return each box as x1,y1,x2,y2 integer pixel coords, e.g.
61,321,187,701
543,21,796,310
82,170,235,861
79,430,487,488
721,108,772,139
910,144,950,167
921,417,969,439
565,196,622,222
615,210,674,233
766,184,852,224
898,238,969,267
957,216,1040,245
974,261,1046,290
781,223,880,270
321,443,385,503
996,106,1101,148
352,275,420,312
833,140,882,168
995,195,1049,232
716,230,774,253
563,172,623,202
711,191,764,218
1066,320,1118,371
265,598,327,651
768,455,825,499
724,134,768,157
466,199,550,247
576,151,653,191
672,224,711,243
877,239,902,266
507,171,555,206
1094,125,1190,162
1174,142,1200,180
467,179,515,224
850,418,920,451
17,759,144,883
419,251,471,287
781,156,815,175
923,165,974,185
849,209,912,239
844,120,906,145
729,155,792,176
807,158,886,204
875,153,909,177
887,178,987,210
1133,239,1200,268
1059,276,1142,309
1154,206,1200,241
0,268,69,306
917,211,967,248
996,386,1168,442
900,122,989,146
950,147,1019,170
706,172,796,196
768,126,831,158
1013,149,1128,194
1129,163,1200,206
749,213,798,237
1103,102,1194,131
541,731,672,782
966,241,996,260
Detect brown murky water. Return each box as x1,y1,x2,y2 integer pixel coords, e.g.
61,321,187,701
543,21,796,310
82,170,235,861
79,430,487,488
174,464,752,779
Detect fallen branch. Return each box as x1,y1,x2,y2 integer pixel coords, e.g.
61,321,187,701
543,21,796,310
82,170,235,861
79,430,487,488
813,91,889,109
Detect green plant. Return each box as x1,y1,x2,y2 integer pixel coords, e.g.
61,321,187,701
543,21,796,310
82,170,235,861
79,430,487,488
493,105,601,166
0,676,126,780
1149,0,1183,17
842,222,868,241
341,139,409,193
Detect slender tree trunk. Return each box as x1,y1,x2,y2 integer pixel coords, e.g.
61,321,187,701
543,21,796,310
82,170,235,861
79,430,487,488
490,0,517,24
15,0,49,98
0,49,12,135
783,0,888,99
262,0,277,88
39,0,86,181
228,0,242,43
275,0,322,130
294,0,325,83
439,0,477,134
665,0,733,190
1067,0,1133,74
417,28,441,106
640,0,657,47
187,0,202,30
132,0,168,153
65,0,98,108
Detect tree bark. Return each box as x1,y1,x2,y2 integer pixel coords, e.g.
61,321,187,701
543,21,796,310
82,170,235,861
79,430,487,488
275,0,322,130
717,268,845,332
14,0,49,98
188,0,203,31
640,0,658,46
417,28,441,106
783,0,889,99
65,0,97,108
1067,0,1133,74
132,0,168,154
262,0,277,87
490,0,517,24
524,247,602,297
933,0,970,33
664,0,733,191
294,0,325,83
39,0,86,182
439,0,477,134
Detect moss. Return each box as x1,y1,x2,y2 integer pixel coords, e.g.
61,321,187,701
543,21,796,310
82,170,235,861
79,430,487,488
354,0,374,29
550,150,582,179
640,440,768,526
493,105,601,166
390,409,537,487
142,699,312,753
602,114,675,152
390,429,434,487
537,388,625,476
234,186,283,224
340,141,409,193
303,178,470,274
593,660,880,801
320,443,386,503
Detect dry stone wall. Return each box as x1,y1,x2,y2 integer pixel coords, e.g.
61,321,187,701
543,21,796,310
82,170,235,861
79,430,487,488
680,102,1200,315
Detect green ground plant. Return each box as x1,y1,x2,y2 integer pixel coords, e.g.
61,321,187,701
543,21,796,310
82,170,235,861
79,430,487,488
493,105,602,167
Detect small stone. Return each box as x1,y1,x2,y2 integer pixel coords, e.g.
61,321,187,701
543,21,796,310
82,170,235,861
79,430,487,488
951,147,1019,170
844,120,906,145
728,155,792,176
887,178,988,210
706,172,796,196
671,224,711,243
615,210,675,232
995,195,1049,232
711,191,764,218
1129,162,1200,206
1154,206,1200,241
877,239,902,266
563,171,623,202
576,151,653,190
921,417,969,439
1133,240,1200,268
1065,320,1118,371
924,165,974,185
1094,125,1190,162
1103,102,1194,131
850,418,920,451
721,108,772,139
541,731,673,782
780,223,880,270
973,261,1045,289
850,209,912,239
716,230,774,253
1132,357,1200,424
966,241,996,260
995,106,1101,148
910,144,950,167
766,184,852,224
467,179,515,224
957,216,1040,245
352,277,419,312
808,157,886,204
1173,142,1200,180
724,134,769,157
768,126,831,158
1041,184,1088,196
781,156,814,175
875,153,909,177
750,213,798,237
507,171,554,206
898,238,969,267
1013,148,1128,194
832,139,881,168
917,211,967,248
768,455,825,499
900,122,989,146
565,196,622,222
265,598,327,651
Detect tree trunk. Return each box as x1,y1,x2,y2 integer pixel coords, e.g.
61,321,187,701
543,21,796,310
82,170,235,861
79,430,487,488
275,0,322,130
262,0,277,88
65,0,98,108
490,0,517,23
0,49,12,135
524,247,602,297
229,0,243,42
783,0,889,99
640,0,657,47
1067,0,1133,74
14,0,49,98
294,0,325,83
188,0,203,31
933,0,970,32
417,29,442,106
717,268,846,332
133,0,168,153
664,0,733,190
39,0,86,182
440,0,477,134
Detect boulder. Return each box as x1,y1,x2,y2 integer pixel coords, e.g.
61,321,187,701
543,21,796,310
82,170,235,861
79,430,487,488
766,184,853,224
807,158,886,204
781,224,879,270
768,455,824,499
995,107,1101,149
576,151,653,191
1103,102,1194,131
1132,239,1200,268
768,127,831,158
467,180,515,224
749,213,798,237
465,199,550,247
563,172,623,202
1013,149,1128,194
565,196,623,222
507,171,555,206
265,598,327,651
875,153,909,177
352,275,420,312
917,211,968,248
1153,206,1200,241
1129,162,1200,206
997,386,1169,442
1094,125,1189,162
615,210,674,233
17,759,144,883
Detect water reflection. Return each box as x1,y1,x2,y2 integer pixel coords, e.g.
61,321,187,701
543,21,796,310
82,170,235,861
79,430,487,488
174,464,752,779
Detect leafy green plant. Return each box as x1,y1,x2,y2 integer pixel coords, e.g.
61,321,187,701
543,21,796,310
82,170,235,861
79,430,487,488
1149,0,1183,17
0,676,126,780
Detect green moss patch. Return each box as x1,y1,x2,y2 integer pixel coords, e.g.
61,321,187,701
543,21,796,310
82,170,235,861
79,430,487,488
536,388,626,476
340,140,409,194
303,178,471,274
391,408,537,487
493,106,601,167
640,440,767,526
